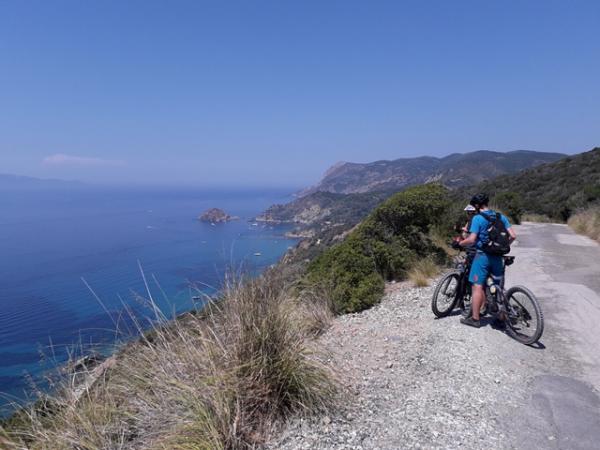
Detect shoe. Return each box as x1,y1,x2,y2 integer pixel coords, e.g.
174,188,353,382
460,317,481,328
461,307,472,319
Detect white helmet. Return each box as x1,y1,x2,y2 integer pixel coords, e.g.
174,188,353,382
464,204,476,212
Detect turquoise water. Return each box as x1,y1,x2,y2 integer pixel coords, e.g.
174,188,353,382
0,187,296,413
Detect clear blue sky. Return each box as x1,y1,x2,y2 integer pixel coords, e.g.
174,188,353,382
1,1,598,187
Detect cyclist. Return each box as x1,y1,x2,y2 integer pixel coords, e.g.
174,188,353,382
462,204,477,238
453,204,477,239
455,193,516,328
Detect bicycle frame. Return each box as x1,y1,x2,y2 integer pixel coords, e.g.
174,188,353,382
484,256,515,316
453,248,476,310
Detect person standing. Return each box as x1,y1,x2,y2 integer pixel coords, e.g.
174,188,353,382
456,194,516,327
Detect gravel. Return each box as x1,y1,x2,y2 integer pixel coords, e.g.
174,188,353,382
267,278,582,450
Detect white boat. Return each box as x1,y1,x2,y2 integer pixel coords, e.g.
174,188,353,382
254,252,262,256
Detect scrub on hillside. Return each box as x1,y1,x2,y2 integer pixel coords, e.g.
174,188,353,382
468,211,512,285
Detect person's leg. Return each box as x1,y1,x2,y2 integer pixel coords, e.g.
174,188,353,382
471,284,485,321
464,252,488,326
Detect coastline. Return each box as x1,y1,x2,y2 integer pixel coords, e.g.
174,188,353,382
0,188,299,416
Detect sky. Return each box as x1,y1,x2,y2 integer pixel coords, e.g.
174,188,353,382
0,1,599,188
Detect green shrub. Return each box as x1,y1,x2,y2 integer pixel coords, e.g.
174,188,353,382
584,184,600,202
306,184,449,314
306,235,385,313
494,191,524,224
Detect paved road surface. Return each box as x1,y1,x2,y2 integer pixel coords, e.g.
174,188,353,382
508,222,600,450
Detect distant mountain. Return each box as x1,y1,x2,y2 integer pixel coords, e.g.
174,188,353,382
260,149,571,264
0,173,84,190
299,150,566,197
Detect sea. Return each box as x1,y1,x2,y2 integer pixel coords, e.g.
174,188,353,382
0,186,297,414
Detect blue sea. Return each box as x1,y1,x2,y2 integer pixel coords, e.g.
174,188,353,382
0,187,297,413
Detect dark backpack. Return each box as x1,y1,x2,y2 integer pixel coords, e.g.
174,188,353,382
480,212,511,255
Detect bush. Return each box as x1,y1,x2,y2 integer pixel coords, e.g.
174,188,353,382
306,184,449,313
494,191,524,224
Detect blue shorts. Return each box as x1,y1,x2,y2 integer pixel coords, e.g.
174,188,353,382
468,251,503,285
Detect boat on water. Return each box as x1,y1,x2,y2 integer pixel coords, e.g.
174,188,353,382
254,252,262,256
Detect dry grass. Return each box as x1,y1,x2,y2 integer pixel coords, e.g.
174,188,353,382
568,208,600,242
1,271,337,449
407,258,439,287
522,213,556,223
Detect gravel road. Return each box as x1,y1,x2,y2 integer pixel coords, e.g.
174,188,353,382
267,223,600,450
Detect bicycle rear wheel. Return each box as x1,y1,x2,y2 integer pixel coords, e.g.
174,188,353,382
504,286,544,345
432,271,460,317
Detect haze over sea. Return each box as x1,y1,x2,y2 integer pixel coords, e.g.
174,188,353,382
0,187,296,412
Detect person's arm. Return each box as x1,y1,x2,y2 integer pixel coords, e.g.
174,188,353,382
501,214,517,243
459,232,477,247
460,214,481,247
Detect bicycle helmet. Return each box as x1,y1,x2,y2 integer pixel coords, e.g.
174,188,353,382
464,204,476,212
470,193,489,208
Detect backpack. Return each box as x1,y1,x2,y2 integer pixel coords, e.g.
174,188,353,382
480,212,511,255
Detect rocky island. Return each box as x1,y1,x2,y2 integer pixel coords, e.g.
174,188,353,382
198,208,239,223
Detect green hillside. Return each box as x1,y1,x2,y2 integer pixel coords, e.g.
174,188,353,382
461,147,600,221
305,184,449,314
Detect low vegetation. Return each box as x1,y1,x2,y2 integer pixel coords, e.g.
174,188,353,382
305,184,450,314
521,213,555,223
493,191,524,224
407,258,440,287
568,207,600,242
1,272,336,449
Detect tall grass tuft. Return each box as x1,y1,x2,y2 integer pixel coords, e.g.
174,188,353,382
568,207,600,242
407,258,439,287
2,270,337,449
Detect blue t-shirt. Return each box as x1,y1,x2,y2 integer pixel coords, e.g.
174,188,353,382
469,210,511,250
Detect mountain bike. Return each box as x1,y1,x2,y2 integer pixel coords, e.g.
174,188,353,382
432,250,544,345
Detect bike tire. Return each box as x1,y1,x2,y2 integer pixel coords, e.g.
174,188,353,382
504,286,544,345
432,271,460,318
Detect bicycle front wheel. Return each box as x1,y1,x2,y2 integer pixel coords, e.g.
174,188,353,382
432,271,460,318
504,286,544,345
